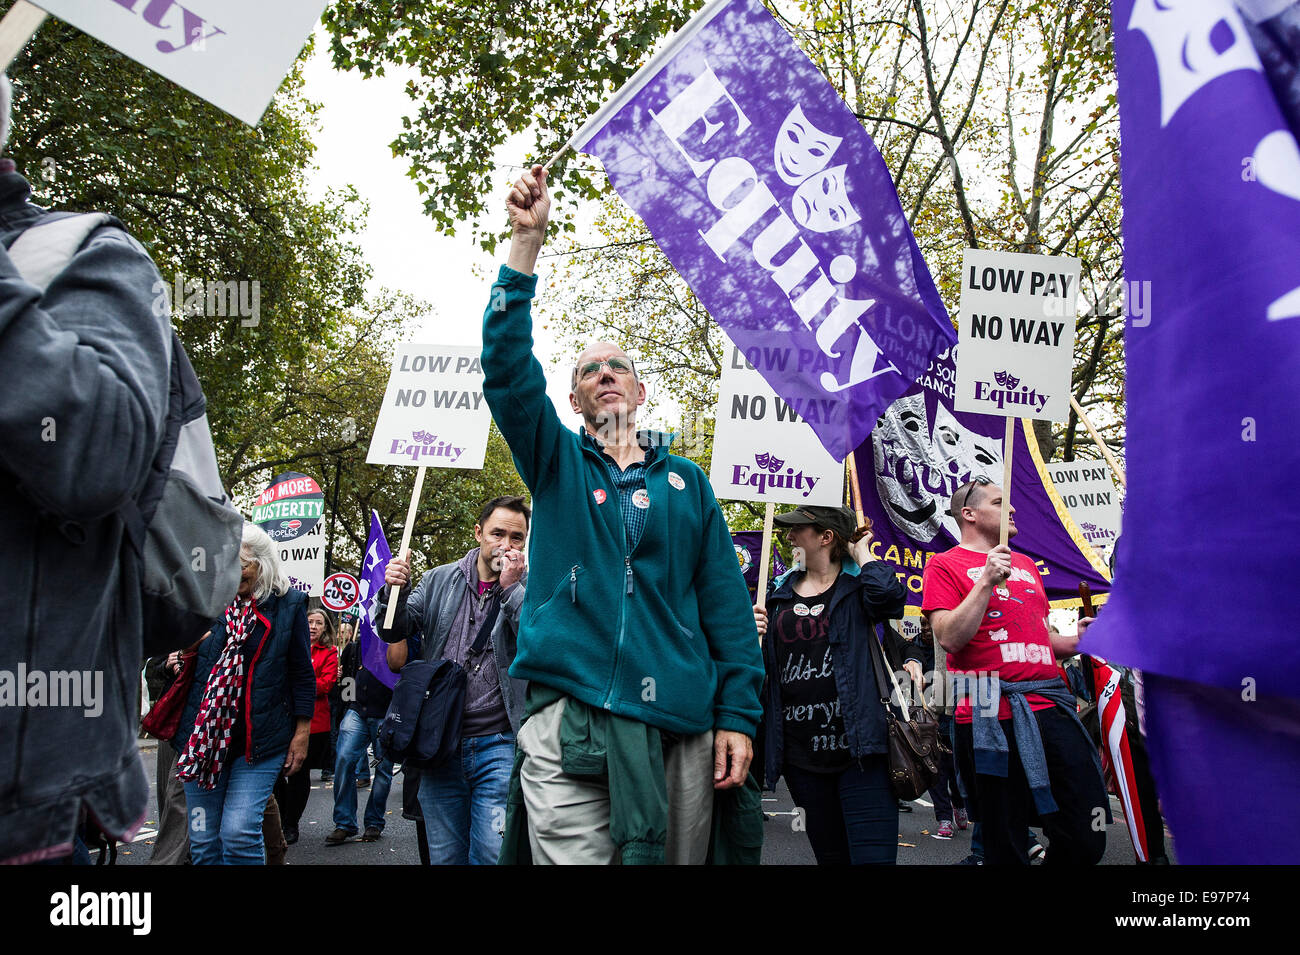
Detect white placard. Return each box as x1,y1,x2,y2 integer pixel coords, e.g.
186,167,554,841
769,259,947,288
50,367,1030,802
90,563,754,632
279,521,324,596
32,0,329,126
954,249,1079,423
1046,461,1123,562
709,345,845,506
366,344,492,470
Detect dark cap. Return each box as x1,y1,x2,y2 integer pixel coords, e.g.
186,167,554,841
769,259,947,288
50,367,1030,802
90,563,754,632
773,505,857,541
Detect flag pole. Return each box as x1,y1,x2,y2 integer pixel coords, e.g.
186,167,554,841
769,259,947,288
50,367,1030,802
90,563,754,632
1069,395,1126,488
0,1,46,71
999,418,1016,546
382,465,427,630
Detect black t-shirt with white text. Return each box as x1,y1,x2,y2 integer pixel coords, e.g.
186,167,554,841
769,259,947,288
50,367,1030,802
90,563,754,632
773,578,851,773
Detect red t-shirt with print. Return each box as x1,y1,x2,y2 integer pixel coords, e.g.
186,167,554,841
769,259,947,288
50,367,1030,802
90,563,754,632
921,546,1056,723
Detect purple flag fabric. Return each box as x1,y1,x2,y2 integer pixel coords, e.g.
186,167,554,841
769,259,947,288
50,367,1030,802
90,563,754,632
572,0,955,461
851,347,1111,611
731,531,788,602
358,510,397,689
1088,0,1300,863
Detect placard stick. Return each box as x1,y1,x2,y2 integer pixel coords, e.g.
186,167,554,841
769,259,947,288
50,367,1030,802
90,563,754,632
0,1,46,71
846,447,866,527
1069,395,1127,489
999,417,1016,546
755,502,775,616
382,465,427,630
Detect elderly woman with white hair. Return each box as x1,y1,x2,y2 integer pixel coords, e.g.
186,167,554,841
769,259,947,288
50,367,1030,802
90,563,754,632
172,523,315,864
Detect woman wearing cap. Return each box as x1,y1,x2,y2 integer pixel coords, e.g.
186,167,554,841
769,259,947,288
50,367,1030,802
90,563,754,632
754,505,922,864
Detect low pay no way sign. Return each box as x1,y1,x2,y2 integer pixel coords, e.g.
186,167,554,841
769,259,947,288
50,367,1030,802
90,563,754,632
954,249,1079,423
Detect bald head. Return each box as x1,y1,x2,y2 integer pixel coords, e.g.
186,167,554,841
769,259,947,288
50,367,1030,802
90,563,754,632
571,340,636,390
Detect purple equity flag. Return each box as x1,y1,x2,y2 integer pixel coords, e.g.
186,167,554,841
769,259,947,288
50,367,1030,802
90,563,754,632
731,531,788,603
852,347,1111,611
569,0,955,461
1085,0,1300,863
358,510,397,689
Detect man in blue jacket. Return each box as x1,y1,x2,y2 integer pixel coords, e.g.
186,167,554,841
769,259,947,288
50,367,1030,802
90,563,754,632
481,164,763,864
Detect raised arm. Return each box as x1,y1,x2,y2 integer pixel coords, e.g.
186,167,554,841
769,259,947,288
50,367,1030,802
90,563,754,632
481,164,566,489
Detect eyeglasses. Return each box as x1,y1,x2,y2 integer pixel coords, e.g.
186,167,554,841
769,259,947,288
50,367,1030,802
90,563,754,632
958,475,993,511
577,356,636,381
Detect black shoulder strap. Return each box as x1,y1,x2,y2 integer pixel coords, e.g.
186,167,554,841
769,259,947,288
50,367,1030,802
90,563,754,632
469,597,502,655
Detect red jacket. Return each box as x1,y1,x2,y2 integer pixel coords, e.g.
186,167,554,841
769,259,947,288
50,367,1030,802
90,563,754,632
310,643,339,734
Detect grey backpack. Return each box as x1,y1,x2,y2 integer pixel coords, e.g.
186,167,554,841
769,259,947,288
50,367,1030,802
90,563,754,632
7,212,243,653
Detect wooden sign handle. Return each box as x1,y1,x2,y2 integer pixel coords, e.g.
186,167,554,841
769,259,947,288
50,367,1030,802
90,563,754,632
999,417,1016,547
846,446,866,527
382,465,427,630
755,501,775,616
1069,395,1126,489
0,1,46,72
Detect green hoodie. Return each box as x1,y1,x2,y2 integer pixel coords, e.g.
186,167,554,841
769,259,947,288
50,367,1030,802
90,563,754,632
481,265,763,737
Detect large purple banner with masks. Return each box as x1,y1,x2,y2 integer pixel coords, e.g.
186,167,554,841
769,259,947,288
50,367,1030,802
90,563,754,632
1091,0,1300,863
851,347,1111,611
572,0,955,461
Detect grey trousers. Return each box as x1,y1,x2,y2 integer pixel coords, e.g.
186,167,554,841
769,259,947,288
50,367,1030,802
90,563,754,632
517,697,714,865
149,741,190,865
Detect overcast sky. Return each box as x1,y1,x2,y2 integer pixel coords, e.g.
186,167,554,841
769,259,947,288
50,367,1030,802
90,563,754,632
300,35,580,423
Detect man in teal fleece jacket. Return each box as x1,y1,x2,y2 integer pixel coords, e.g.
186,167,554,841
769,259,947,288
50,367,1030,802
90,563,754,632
482,163,764,863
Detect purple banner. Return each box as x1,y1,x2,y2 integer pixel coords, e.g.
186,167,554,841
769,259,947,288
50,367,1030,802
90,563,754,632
852,347,1111,610
1091,0,1300,694
574,0,955,461
1090,0,1300,863
731,531,788,603
358,510,397,689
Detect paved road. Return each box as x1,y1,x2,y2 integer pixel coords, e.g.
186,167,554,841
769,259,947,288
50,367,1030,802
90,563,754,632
114,739,1169,865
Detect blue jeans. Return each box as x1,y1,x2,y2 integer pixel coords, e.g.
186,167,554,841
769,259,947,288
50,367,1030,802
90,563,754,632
184,751,284,865
784,755,899,865
332,710,394,833
417,732,515,865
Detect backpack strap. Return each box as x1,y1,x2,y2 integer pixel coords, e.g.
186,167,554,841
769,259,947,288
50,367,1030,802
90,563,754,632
6,212,112,291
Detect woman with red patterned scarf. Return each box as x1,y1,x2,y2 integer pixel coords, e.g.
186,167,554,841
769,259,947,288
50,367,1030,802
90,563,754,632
173,524,314,864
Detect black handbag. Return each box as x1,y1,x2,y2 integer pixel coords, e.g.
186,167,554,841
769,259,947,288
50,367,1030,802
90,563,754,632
869,629,941,801
380,597,500,769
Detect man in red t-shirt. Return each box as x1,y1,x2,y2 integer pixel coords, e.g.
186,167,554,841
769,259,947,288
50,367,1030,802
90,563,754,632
922,478,1107,865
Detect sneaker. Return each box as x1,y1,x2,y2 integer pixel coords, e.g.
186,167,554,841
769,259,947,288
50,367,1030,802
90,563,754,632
356,777,370,789
898,801,913,813
324,828,355,846
283,826,299,846
360,827,382,842
1028,843,1046,862
934,820,955,839
954,808,969,830
320,771,333,782
956,853,982,865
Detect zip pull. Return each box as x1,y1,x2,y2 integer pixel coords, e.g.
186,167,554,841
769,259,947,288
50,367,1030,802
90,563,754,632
570,565,578,603
625,556,633,596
